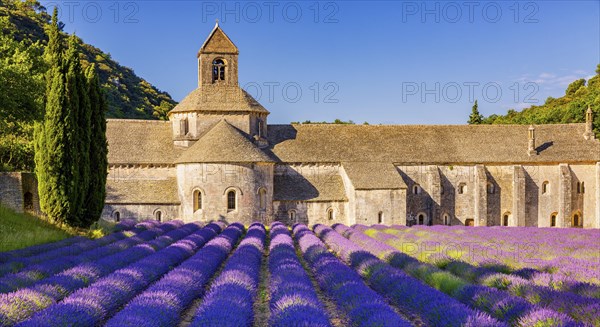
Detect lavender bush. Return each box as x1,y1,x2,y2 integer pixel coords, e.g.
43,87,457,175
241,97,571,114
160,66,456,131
268,222,331,327
17,222,220,326
294,224,412,327
189,223,266,327
314,224,506,327
104,223,243,327
0,222,210,326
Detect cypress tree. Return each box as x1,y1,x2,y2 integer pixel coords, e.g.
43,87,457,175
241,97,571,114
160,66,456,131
35,8,71,223
468,100,483,124
61,35,82,225
43,8,62,92
65,35,91,226
82,64,108,226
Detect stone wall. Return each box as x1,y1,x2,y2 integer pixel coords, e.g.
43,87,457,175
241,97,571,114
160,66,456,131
176,162,274,224
570,163,597,228
0,172,24,213
101,204,179,222
171,112,266,147
393,163,597,228
272,200,347,226
353,189,405,226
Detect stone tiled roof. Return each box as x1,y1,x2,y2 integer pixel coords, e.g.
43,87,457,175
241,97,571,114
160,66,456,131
106,120,599,166
105,178,180,204
106,119,181,165
273,171,347,202
267,123,600,164
175,120,274,164
342,162,407,189
198,23,238,55
168,86,269,114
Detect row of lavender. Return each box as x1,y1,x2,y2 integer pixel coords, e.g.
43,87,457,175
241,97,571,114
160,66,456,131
347,224,600,326
374,225,600,286
4,219,594,326
0,218,139,265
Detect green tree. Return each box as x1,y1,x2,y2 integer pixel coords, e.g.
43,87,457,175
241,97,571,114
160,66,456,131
565,79,585,96
0,19,45,171
82,64,108,226
468,100,483,124
34,8,72,223
152,100,174,120
65,35,91,226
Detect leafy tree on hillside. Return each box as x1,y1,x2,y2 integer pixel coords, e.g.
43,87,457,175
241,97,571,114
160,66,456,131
565,79,586,96
0,17,45,171
481,64,600,137
468,100,483,124
0,0,177,172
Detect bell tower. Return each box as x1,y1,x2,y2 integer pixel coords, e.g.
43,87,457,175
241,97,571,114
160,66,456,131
197,21,239,88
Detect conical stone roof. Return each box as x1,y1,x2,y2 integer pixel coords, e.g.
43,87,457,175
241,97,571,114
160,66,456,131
168,86,269,114
176,120,274,164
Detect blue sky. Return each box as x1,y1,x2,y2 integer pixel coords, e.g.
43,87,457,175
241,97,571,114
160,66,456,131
42,1,599,124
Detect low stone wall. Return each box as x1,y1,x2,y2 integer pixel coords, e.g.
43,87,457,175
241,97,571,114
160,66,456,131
0,172,24,213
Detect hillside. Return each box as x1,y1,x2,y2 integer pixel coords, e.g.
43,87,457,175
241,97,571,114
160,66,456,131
0,0,178,171
481,65,600,137
0,0,177,119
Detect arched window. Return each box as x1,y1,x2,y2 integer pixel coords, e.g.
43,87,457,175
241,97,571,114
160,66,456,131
212,58,225,82
550,213,557,227
378,211,384,224
258,188,267,210
412,184,420,195
193,190,203,212
502,212,510,226
572,213,582,228
23,192,33,210
114,211,120,222
417,214,425,225
443,213,450,226
327,208,334,221
542,181,549,194
458,183,467,194
155,210,162,222
581,182,585,193
487,183,495,194
289,210,297,223
227,190,236,211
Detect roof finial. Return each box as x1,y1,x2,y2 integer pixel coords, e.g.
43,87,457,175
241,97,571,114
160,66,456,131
215,19,219,27
584,105,595,140
527,124,537,156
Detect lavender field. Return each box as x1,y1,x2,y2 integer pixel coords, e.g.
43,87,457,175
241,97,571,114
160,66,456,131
0,220,598,327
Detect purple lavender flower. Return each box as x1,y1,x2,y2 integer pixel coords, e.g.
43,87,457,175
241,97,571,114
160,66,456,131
189,223,266,327
16,223,223,327
517,308,579,327
268,222,331,327
104,223,243,327
293,224,412,327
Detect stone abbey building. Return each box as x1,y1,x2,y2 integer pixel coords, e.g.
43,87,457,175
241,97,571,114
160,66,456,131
3,24,598,228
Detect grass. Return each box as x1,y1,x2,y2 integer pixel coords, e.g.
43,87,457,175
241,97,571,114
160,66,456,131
0,205,77,252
